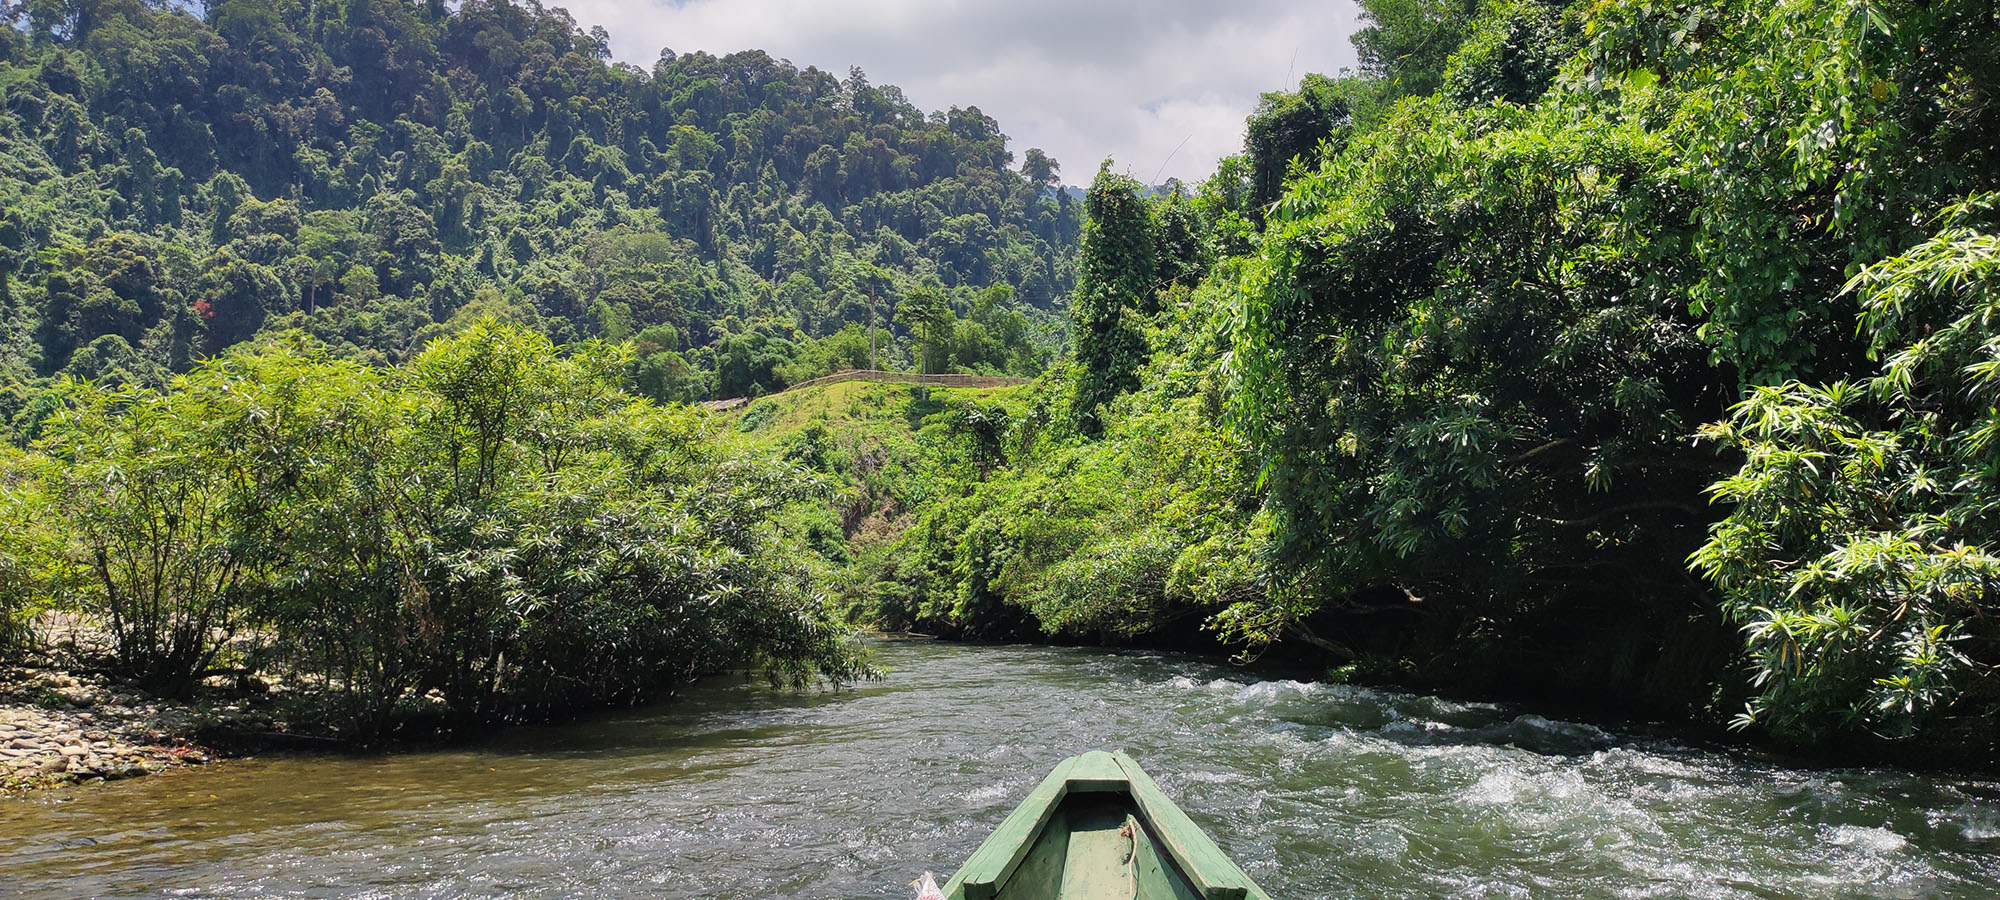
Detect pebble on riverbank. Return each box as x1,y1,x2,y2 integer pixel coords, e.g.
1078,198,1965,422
0,666,214,794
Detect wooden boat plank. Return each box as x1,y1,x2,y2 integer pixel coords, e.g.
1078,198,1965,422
1064,750,1131,794
1110,751,1267,900
1131,815,1206,900
1055,796,1139,899
946,758,1077,900
998,809,1070,899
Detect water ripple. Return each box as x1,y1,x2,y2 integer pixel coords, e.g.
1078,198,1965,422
0,640,1996,898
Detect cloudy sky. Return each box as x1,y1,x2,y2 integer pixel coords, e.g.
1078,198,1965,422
557,0,1366,187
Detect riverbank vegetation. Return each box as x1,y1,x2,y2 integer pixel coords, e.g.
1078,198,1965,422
739,0,1999,762
1229,0,1999,752
3,0,1998,768
3,321,863,742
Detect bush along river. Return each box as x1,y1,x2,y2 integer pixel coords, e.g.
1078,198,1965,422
2,638,1998,898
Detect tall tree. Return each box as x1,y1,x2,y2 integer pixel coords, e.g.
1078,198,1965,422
1351,0,1480,98
1243,74,1350,216
1069,164,1154,434
895,282,953,375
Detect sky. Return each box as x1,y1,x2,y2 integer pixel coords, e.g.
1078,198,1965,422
556,0,1366,187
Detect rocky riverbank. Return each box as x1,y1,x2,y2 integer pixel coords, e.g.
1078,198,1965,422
0,666,215,793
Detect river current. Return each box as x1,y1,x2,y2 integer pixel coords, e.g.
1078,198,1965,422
2,639,1998,898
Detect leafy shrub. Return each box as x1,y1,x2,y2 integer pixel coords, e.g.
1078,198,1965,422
19,323,866,733
1695,196,2000,740
0,448,58,660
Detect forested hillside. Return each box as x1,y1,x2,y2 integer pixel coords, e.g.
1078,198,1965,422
827,0,2000,761
0,0,1076,432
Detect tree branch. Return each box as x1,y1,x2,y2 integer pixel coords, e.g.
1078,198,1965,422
1531,500,1702,528
1503,438,1574,467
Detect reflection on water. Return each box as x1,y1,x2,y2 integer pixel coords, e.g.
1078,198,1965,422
2,639,1998,898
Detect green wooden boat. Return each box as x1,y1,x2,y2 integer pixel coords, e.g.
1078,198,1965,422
940,750,1274,900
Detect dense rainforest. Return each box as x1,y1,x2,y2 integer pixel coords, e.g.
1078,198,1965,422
752,0,2000,763
0,0,1070,742
0,0,1076,424
2,0,1999,767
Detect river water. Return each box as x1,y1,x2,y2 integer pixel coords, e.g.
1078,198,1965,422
2,639,1998,899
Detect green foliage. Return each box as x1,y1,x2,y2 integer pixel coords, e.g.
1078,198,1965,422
778,323,896,384
4,0,1996,760
1352,0,1481,98
713,319,802,399
0,0,1078,415
724,0,2000,755
1007,310,1261,640
39,372,269,694
1231,97,1713,638
10,322,864,732
1602,0,2000,381
627,323,709,403
717,378,1018,630
1069,165,1155,433
823,280,1261,644
1151,191,1210,291
1442,0,1582,106
1222,0,2000,742
896,283,954,375
1243,74,1352,216
0,446,63,658
1695,196,2000,741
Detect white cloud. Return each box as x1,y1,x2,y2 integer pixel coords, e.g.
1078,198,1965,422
555,0,1365,185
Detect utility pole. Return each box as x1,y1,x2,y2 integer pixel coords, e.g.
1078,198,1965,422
868,285,877,372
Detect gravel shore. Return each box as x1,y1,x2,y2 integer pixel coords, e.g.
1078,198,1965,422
0,666,214,792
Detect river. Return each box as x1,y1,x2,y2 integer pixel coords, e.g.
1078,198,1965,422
2,639,1997,898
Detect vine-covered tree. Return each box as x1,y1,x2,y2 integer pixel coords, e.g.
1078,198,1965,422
1069,164,1154,433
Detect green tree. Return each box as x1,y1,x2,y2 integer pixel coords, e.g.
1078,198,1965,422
1069,164,1154,433
1227,99,1722,706
1151,189,1208,290
0,447,62,660
895,282,953,375
1694,195,2000,742
712,321,801,399
1020,148,1060,193
195,254,284,353
1243,74,1351,216
1352,0,1479,98
39,372,269,695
